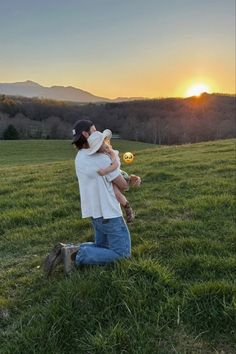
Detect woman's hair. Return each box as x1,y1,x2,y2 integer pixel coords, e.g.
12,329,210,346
74,135,89,150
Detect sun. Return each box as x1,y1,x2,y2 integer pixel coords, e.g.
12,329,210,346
186,83,210,97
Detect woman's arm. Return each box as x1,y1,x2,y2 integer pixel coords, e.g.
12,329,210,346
112,174,141,191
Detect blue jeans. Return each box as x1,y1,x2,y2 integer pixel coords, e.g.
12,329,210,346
75,216,131,266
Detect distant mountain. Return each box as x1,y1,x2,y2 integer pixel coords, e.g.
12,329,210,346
0,80,145,103
113,96,147,102
0,80,111,103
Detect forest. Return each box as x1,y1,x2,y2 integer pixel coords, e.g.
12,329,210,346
0,93,235,144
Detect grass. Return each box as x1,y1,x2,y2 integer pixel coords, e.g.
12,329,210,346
0,138,235,354
0,139,154,166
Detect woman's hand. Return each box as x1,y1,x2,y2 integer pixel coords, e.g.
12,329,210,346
97,168,107,176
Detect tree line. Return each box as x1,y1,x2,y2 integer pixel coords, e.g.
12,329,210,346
0,93,235,144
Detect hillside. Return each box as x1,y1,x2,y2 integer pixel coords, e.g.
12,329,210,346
0,139,235,354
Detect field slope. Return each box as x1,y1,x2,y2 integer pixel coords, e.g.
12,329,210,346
0,139,235,354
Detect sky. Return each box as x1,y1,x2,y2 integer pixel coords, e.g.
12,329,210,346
0,0,235,98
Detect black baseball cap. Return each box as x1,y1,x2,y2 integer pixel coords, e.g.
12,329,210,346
72,119,94,143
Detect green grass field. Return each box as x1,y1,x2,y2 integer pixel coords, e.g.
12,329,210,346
0,139,235,354
0,139,154,166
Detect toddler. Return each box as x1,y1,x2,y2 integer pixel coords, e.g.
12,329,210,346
88,130,135,223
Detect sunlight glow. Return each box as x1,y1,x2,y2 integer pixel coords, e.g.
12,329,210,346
186,83,210,97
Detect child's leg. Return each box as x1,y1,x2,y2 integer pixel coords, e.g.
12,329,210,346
112,183,127,206
112,183,135,223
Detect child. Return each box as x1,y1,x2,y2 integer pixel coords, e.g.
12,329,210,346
87,129,135,223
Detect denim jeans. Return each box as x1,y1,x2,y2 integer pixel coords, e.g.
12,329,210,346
75,216,131,266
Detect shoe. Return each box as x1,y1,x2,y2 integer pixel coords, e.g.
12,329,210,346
123,202,135,223
43,242,65,277
61,244,80,276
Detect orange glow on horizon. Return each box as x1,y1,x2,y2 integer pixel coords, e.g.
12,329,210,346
185,83,211,97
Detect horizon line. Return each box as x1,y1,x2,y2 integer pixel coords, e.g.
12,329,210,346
0,79,235,100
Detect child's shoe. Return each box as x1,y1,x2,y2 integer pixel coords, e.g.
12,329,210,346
123,202,135,223
61,244,80,276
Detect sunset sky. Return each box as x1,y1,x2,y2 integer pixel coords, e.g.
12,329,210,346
0,0,235,99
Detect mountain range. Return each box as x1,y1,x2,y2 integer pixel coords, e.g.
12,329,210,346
0,80,144,103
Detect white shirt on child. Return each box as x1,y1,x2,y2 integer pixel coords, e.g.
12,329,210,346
75,149,122,219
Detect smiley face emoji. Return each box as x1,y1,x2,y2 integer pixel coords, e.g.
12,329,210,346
123,152,134,164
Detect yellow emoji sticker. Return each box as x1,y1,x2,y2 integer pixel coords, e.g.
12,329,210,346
123,152,134,164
